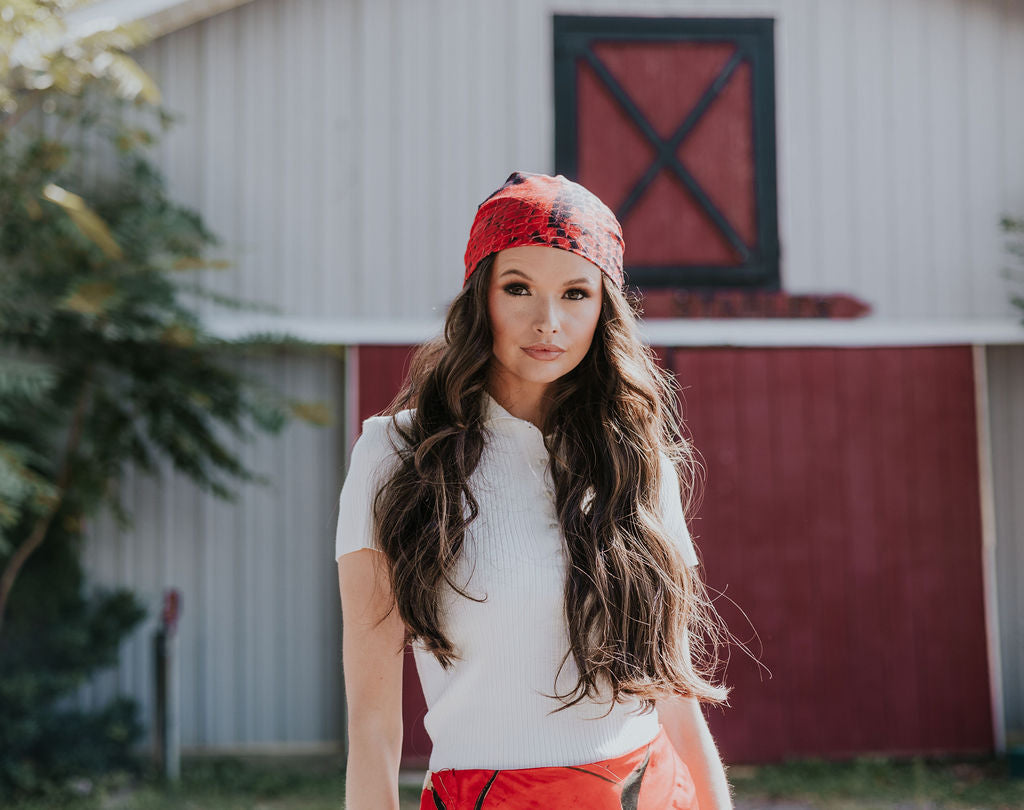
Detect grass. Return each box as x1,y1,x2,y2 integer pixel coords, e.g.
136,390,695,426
2,757,424,810
3,752,1022,809
728,753,1024,809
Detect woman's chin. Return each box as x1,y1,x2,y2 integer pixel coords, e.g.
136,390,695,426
511,364,568,385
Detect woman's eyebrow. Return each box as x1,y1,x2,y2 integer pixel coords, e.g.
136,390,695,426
498,268,533,281
498,268,594,285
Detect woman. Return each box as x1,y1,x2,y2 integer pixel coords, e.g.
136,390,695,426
335,172,733,810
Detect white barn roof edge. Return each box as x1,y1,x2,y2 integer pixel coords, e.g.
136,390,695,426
67,0,256,40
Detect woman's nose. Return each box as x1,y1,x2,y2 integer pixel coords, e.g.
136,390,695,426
534,297,562,331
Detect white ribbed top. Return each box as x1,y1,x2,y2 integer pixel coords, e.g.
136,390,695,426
334,392,699,771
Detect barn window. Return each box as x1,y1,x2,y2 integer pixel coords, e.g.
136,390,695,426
554,15,780,291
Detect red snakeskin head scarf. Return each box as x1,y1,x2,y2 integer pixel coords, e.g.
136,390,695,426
462,171,625,290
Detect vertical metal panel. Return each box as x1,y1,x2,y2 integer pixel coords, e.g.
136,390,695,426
922,0,967,317
1003,0,1024,227
974,344,1005,753
812,1,854,297
394,0,434,320
987,345,1024,739
76,352,346,749
962,2,1005,318
775,0,815,311
846,0,890,311
358,0,393,315
888,0,930,317
320,0,358,319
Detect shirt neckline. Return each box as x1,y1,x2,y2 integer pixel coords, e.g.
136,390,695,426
483,391,553,440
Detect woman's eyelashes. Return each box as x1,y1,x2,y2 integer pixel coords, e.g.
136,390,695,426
502,283,590,300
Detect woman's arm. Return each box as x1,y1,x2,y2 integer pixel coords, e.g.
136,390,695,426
655,693,734,810
338,549,406,810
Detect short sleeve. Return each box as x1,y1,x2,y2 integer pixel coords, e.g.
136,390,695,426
658,452,699,568
334,418,400,562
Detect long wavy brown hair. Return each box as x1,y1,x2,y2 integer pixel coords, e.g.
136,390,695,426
366,253,731,714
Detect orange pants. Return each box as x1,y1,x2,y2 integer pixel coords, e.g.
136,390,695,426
419,723,698,809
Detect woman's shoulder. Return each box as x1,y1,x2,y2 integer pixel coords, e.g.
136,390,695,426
358,407,416,449
346,408,415,481
362,406,415,430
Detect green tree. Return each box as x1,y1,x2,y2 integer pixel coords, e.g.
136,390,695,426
1,1,327,798
1001,215,1024,323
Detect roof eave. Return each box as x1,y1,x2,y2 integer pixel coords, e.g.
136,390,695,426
67,0,257,41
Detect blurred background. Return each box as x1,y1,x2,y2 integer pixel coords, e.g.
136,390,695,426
2,0,1023,805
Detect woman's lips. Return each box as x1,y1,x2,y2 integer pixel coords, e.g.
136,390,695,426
522,346,565,361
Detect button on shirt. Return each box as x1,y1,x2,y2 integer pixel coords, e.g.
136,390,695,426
334,392,700,770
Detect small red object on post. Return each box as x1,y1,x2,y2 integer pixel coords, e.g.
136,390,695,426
161,588,181,635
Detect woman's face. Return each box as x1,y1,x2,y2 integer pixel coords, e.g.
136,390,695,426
486,245,603,398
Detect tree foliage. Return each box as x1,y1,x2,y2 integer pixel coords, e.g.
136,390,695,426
0,1,330,798
1001,215,1024,322
1,0,159,127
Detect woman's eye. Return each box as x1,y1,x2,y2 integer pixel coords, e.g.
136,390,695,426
502,283,590,300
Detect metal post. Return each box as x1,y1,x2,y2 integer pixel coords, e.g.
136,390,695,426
153,588,182,782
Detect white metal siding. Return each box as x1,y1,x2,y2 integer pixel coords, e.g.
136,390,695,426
987,345,1024,739
75,353,346,750
119,0,1024,322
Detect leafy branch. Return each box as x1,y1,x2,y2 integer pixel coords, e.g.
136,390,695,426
0,2,330,637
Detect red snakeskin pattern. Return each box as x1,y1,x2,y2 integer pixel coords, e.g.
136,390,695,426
463,172,625,289
419,724,698,809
